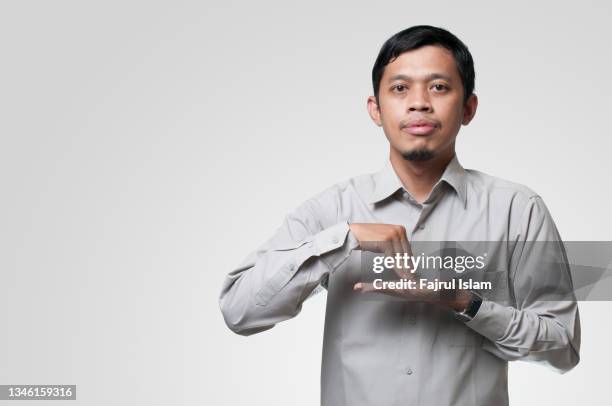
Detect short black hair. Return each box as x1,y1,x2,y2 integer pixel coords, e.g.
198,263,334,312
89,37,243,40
372,25,475,105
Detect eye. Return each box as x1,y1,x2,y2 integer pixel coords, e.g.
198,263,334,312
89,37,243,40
432,83,448,92
392,84,407,92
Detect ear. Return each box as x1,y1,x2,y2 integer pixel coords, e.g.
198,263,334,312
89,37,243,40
462,93,478,125
367,95,382,127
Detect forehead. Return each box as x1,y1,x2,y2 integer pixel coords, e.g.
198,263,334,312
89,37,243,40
383,45,460,81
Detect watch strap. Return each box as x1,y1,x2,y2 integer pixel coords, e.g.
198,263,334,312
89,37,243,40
454,291,483,322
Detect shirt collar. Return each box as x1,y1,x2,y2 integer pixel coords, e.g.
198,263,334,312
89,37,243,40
368,154,468,209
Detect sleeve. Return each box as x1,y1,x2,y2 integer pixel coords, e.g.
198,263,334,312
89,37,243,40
464,195,581,373
218,191,359,336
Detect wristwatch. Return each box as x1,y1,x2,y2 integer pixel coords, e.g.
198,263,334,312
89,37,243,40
453,291,483,322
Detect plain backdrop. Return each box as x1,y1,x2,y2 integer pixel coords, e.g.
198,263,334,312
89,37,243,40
1,1,611,405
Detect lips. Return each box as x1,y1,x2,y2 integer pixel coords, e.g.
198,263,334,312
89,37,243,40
403,121,438,136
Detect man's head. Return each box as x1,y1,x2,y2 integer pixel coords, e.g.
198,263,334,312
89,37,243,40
367,25,478,162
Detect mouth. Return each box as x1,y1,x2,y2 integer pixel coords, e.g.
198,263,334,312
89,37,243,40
402,123,437,136
401,117,440,136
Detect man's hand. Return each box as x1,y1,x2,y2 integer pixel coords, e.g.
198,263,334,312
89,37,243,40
348,222,472,312
348,223,412,258
353,278,473,312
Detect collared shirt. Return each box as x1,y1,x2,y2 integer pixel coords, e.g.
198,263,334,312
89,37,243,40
219,155,580,406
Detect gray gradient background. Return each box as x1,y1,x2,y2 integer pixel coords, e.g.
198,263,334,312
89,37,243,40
1,1,610,405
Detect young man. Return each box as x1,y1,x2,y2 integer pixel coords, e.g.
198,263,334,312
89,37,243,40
219,25,580,406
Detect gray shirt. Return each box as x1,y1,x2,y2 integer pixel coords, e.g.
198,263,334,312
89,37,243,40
219,155,580,406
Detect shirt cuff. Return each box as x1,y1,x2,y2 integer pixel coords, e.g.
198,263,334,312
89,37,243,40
464,299,514,342
315,221,359,270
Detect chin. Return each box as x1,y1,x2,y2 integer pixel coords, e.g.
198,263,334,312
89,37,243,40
400,149,436,161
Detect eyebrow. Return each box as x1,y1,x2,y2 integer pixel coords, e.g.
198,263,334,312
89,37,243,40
387,73,452,82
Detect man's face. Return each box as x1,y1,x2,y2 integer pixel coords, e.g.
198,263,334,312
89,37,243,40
368,45,477,162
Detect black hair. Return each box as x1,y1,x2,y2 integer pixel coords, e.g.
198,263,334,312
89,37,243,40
372,25,475,105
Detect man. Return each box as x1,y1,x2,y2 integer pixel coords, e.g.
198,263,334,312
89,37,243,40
219,25,580,406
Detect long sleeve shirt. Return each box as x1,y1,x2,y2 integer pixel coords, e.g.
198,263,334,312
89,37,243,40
219,154,580,406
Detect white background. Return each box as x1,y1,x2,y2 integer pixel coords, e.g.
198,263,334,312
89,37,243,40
1,1,610,405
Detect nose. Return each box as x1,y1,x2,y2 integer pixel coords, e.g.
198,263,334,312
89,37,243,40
408,86,432,112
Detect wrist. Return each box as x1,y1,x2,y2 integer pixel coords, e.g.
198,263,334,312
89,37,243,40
453,290,483,322
452,290,474,312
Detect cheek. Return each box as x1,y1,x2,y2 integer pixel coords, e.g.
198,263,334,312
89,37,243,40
380,101,403,126
379,113,402,142
435,102,463,127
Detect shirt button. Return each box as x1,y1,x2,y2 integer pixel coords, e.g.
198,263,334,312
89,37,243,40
407,315,416,324
406,368,413,375
331,236,339,244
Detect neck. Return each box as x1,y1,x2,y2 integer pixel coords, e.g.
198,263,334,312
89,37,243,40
389,147,455,204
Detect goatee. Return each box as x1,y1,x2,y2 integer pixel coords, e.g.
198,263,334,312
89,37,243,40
401,149,435,161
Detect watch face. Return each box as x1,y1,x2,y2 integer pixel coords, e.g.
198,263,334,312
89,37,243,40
466,297,483,318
